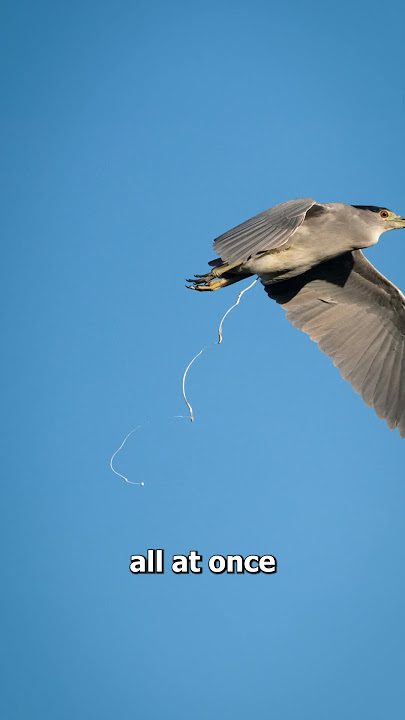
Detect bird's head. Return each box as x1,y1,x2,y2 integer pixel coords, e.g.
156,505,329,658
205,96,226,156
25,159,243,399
352,205,405,233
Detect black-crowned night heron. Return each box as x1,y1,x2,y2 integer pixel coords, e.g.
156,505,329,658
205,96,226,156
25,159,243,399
188,199,405,437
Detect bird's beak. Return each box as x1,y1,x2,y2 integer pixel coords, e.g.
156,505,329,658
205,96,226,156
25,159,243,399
393,216,405,227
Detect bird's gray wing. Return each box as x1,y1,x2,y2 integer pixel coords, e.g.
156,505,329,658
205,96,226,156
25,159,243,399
213,198,319,265
264,250,405,437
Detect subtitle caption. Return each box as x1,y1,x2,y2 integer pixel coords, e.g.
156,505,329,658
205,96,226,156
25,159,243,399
129,549,277,574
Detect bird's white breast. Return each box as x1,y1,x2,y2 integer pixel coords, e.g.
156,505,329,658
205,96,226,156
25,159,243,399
244,215,380,282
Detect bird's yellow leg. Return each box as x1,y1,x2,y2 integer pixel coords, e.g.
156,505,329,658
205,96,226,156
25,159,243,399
188,276,241,291
187,261,241,285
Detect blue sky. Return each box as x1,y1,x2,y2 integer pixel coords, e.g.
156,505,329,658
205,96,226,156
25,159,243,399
1,1,405,718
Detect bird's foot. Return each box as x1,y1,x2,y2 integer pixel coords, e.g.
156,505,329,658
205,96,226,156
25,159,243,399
192,272,217,279
186,271,216,285
187,277,232,291
187,263,245,291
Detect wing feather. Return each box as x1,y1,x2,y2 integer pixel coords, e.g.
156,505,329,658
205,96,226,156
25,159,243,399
264,250,405,436
213,198,318,264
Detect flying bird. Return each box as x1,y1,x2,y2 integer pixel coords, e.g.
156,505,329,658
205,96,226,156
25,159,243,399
188,198,405,437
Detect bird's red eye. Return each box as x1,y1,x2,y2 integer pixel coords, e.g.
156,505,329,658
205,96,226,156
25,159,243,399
380,210,389,218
